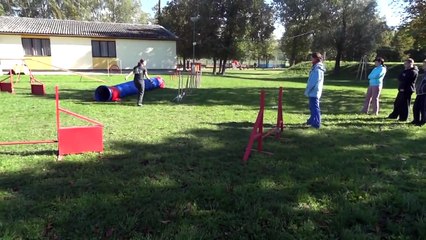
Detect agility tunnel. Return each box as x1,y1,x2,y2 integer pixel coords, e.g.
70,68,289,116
94,77,165,102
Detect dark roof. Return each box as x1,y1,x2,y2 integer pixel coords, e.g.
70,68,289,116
0,16,177,40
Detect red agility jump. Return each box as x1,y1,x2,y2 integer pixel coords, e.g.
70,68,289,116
0,69,46,95
243,87,284,162
0,86,103,159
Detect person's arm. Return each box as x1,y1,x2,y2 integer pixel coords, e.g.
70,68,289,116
305,67,319,96
125,71,133,80
143,69,150,80
369,67,386,80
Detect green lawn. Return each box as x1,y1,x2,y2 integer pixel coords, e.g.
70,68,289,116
0,66,425,239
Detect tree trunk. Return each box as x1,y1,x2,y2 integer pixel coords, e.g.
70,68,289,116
221,57,228,74
212,57,217,74
334,49,342,75
334,9,347,75
290,38,297,66
183,57,187,70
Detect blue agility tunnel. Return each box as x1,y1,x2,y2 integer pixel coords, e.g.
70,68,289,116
94,77,165,102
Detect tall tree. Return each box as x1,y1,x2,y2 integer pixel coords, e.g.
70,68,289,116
159,0,195,66
160,0,275,74
0,0,148,23
403,0,426,60
274,0,320,66
313,0,385,73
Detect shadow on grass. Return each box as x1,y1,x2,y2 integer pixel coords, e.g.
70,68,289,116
17,85,392,114
0,121,425,239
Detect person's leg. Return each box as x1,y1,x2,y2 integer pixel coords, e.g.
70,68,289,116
388,92,402,119
399,92,412,121
412,95,421,124
309,97,321,128
362,87,373,113
306,97,313,125
420,95,426,125
371,86,382,115
137,79,145,106
134,80,143,106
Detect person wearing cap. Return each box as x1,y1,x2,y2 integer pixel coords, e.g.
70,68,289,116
304,52,326,129
126,59,150,106
411,59,426,126
361,57,387,115
388,58,418,121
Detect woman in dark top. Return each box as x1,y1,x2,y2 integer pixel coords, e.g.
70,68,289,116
126,59,150,106
388,58,418,121
412,59,426,126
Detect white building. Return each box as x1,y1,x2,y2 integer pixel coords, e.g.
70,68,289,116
0,16,177,73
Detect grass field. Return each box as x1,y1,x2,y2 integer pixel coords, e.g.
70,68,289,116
0,65,425,239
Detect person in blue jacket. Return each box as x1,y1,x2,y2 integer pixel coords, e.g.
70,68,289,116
305,52,326,129
361,57,387,115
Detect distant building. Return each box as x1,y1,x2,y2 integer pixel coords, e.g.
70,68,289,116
0,16,177,72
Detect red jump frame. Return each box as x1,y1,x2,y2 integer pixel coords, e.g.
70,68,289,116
29,69,46,95
0,70,15,93
0,68,45,95
243,87,284,162
0,86,103,159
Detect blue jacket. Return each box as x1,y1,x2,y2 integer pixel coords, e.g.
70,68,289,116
368,65,386,86
305,62,326,98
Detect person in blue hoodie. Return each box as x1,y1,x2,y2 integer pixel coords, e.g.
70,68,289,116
305,52,326,129
361,57,387,115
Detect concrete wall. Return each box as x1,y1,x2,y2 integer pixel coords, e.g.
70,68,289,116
50,37,93,70
117,39,177,70
0,34,25,70
0,34,177,71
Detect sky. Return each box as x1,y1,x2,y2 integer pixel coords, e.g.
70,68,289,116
142,0,403,39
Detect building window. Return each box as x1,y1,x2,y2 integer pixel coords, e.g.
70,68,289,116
22,38,51,56
91,40,116,57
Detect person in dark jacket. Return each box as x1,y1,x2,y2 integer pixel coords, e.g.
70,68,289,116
388,58,419,121
411,59,426,126
126,59,150,106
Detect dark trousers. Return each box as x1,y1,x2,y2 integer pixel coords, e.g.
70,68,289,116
388,91,413,121
134,79,145,105
413,94,426,124
307,97,321,128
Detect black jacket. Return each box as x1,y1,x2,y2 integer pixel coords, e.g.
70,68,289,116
398,66,419,93
416,74,426,95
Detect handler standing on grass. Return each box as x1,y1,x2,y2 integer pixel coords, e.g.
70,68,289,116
388,58,418,121
305,52,326,129
126,59,151,107
411,59,426,126
361,57,387,115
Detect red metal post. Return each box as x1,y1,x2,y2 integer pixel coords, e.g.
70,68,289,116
55,86,60,132
276,87,284,138
243,90,265,162
257,90,265,152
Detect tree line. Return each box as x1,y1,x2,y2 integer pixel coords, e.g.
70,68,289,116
1,0,425,74
275,0,426,73
158,0,275,74
0,0,149,24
